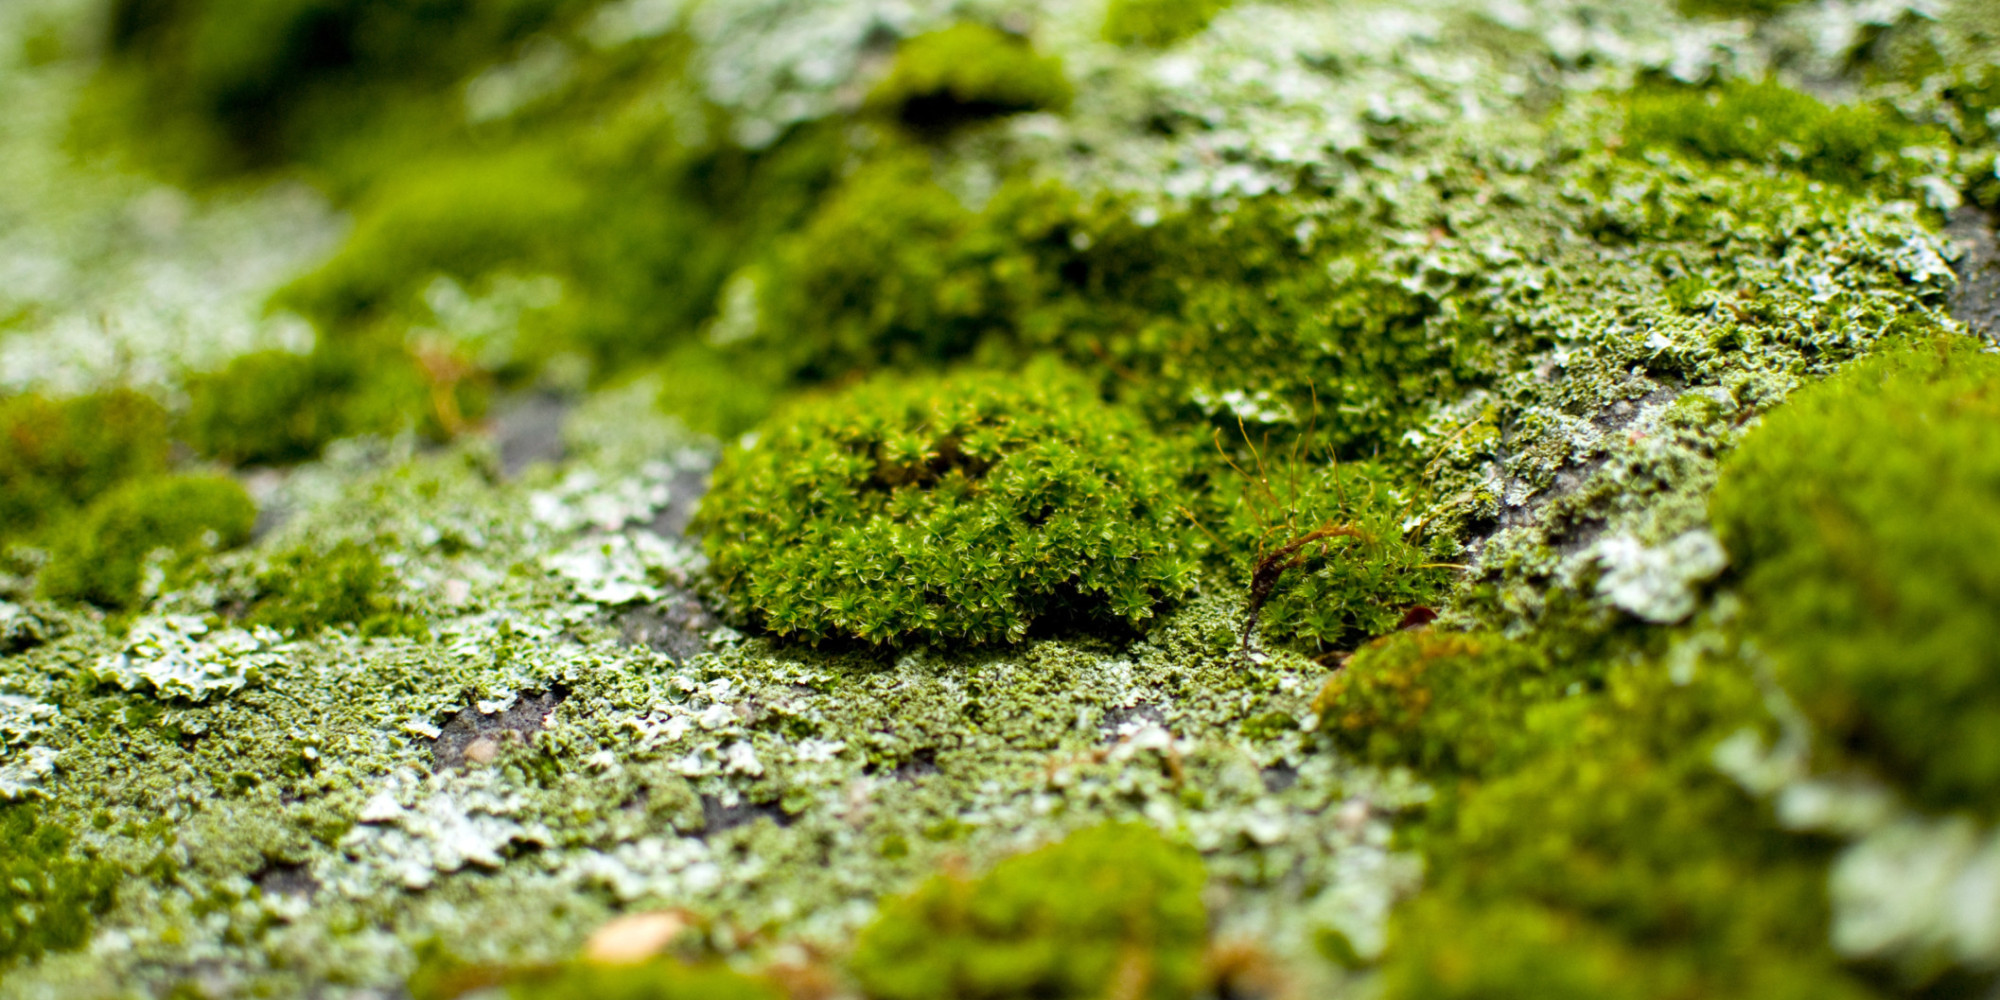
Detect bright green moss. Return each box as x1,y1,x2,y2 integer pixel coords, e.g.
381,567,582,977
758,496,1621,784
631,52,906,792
1313,631,1564,773
409,953,782,1000
0,803,121,970
1224,463,1453,651
39,474,257,609
0,389,170,544
867,24,1072,131
246,540,421,637
1102,0,1231,47
751,173,1450,460
848,822,1209,1000
1711,338,2000,818
694,364,1201,647
1623,80,1940,190
503,961,783,1000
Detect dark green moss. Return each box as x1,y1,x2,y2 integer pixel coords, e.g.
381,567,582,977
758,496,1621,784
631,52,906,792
1313,630,1566,773
1623,80,1940,190
181,345,433,465
1102,0,1231,47
694,363,1201,647
848,822,1209,1000
0,803,122,970
1712,337,2000,818
278,147,591,326
867,24,1072,131
39,474,257,609
246,539,421,637
1362,654,1875,999
90,0,589,175
0,389,170,544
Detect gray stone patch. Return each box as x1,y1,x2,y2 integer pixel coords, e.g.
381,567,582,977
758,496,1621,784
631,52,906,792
432,688,567,771
493,392,573,479
616,590,720,663
1948,206,2000,340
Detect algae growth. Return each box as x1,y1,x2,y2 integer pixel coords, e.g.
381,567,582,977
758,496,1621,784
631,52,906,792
1,0,1999,996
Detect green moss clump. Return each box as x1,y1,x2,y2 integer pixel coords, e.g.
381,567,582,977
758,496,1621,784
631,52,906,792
181,345,429,465
849,823,1209,1000
1102,0,1231,47
1712,338,2000,817
0,389,170,544
694,364,1201,647
1623,80,1938,189
867,24,1072,131
1314,631,1564,772
39,474,257,609
246,540,420,637
1226,463,1452,651
0,803,121,970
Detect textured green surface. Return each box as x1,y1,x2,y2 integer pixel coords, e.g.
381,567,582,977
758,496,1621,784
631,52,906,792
0,0,1997,995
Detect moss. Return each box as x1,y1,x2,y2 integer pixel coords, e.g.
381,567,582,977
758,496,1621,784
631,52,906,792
694,363,1201,647
866,24,1072,132
0,803,121,970
848,822,1208,1000
1623,80,1941,190
1711,337,2000,818
1102,0,1231,47
181,345,431,465
1369,656,1876,999
0,389,170,544
279,147,591,327
411,954,783,1000
90,0,588,175
246,539,422,637
750,175,1451,461
1313,631,1566,773
1223,462,1453,651
38,474,258,609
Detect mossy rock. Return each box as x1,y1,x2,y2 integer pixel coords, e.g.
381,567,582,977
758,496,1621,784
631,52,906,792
849,822,1209,1000
867,23,1072,131
1712,336,2000,817
0,389,170,544
39,474,258,609
0,803,122,970
694,363,1201,647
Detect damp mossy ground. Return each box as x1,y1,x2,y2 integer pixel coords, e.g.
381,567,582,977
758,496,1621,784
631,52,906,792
2,0,1998,996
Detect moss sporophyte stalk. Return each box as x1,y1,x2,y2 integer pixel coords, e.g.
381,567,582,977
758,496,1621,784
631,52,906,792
6,0,2000,994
